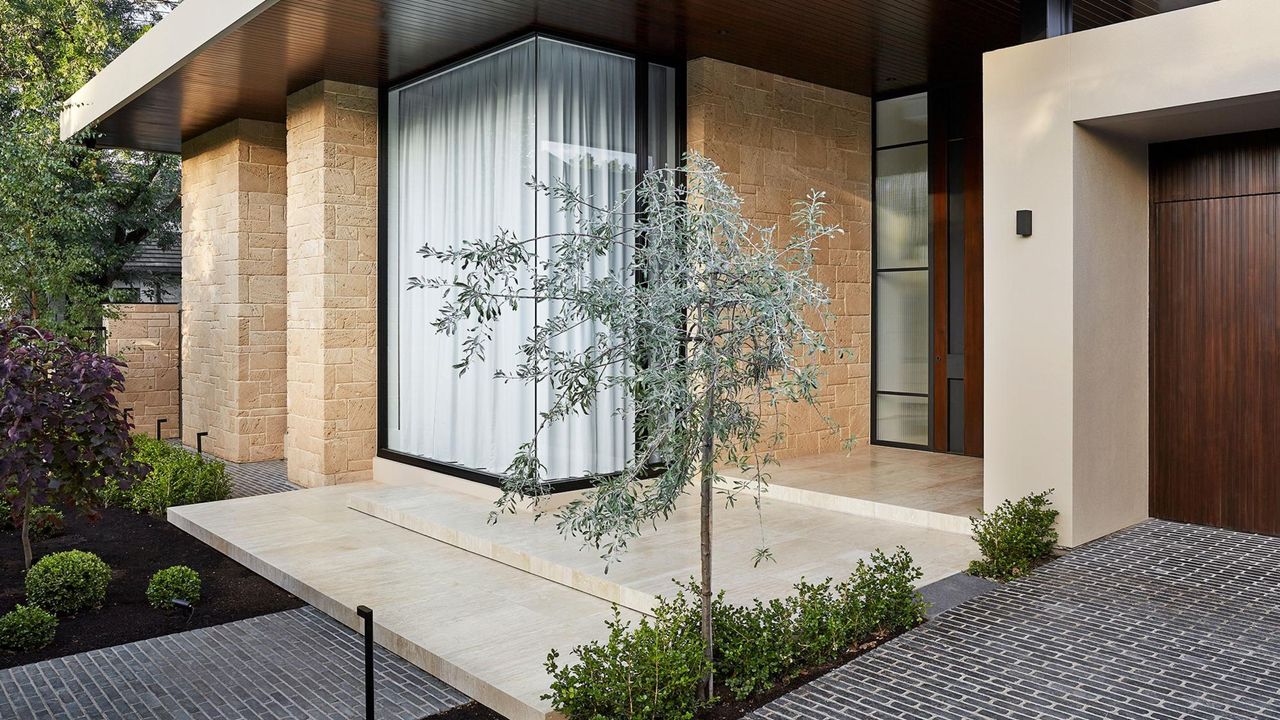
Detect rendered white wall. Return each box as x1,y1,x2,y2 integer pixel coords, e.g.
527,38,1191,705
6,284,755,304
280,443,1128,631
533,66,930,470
984,0,1280,545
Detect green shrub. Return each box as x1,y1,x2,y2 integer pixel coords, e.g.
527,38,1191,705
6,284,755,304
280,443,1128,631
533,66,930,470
25,506,65,542
0,498,63,542
710,594,791,701
548,548,929,713
97,478,129,508
126,435,231,514
712,547,927,701
0,604,57,653
968,490,1059,582
545,587,709,720
850,547,928,636
25,550,112,615
146,565,201,609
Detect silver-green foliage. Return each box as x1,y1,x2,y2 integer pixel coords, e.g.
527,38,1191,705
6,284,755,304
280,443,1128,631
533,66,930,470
411,153,845,561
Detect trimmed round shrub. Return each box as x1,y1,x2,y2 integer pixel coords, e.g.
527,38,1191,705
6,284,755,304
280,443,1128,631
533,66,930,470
25,550,112,615
0,604,57,653
146,565,201,610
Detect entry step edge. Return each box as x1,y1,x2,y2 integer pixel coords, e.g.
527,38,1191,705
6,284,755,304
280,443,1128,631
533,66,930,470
715,474,974,535
346,491,662,616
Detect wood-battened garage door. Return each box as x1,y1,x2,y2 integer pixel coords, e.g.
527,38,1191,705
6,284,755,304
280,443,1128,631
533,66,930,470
1150,129,1280,535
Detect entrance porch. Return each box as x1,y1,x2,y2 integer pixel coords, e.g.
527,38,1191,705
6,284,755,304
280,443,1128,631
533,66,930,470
169,450,980,720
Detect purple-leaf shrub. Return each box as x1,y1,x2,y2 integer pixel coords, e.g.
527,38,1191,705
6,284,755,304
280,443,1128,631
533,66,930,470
0,319,143,567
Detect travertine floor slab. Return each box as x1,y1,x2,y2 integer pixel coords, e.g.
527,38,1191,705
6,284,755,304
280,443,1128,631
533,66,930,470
348,478,977,614
720,446,983,533
171,465,978,720
169,482,639,720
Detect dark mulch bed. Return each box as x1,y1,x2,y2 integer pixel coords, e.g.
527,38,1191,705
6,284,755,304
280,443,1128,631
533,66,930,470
0,505,303,669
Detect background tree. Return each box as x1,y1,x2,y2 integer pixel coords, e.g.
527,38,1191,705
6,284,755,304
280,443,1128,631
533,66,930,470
0,0,180,339
0,320,143,568
413,154,846,698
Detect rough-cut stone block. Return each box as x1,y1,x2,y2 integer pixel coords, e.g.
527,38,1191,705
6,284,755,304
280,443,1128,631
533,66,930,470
285,81,379,487
687,58,871,458
181,119,288,462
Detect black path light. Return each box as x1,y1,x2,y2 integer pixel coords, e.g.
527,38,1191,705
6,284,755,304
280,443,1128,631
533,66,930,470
357,605,375,719
196,431,209,456
155,417,167,440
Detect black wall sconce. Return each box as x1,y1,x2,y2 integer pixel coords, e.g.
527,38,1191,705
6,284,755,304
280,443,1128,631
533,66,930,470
1016,209,1033,237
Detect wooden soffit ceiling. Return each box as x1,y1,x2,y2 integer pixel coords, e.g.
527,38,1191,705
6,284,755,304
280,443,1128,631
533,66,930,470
63,0,1213,153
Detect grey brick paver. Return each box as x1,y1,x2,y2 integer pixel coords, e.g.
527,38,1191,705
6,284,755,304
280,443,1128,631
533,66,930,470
0,457,468,719
0,607,468,720
753,519,1280,719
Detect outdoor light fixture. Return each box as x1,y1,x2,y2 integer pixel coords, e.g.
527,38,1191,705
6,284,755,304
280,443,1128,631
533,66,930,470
172,598,195,624
1016,209,1033,237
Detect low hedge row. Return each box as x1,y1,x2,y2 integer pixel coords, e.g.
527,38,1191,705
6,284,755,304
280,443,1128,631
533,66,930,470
104,435,231,515
545,547,928,720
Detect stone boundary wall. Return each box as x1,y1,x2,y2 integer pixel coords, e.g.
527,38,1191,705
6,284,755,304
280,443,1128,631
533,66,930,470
104,303,181,439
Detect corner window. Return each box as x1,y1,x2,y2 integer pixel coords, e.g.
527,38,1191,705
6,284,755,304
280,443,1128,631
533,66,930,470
384,37,676,481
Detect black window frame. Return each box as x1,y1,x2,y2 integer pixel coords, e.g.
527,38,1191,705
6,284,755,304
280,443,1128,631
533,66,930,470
375,30,687,492
870,87,934,451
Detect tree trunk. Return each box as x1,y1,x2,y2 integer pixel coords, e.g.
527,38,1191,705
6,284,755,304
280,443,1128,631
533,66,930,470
698,399,716,701
20,506,32,570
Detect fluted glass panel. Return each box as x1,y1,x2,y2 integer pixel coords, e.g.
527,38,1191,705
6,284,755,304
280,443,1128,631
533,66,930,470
874,394,929,446
874,269,929,395
875,144,929,270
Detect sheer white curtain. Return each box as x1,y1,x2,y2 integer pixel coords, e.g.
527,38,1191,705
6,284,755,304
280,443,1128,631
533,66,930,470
387,37,644,479
388,40,537,472
536,39,636,478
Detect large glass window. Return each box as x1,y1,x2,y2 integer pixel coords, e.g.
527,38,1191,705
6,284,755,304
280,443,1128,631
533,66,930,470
385,37,675,481
873,93,930,447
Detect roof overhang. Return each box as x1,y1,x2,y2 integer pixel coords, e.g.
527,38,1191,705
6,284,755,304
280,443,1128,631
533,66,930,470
61,0,282,150
62,0,1209,154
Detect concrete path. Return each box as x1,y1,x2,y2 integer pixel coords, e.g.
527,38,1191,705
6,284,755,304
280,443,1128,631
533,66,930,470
750,519,1280,719
0,606,469,720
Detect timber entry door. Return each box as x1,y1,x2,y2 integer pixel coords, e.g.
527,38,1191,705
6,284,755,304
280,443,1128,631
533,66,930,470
1150,129,1280,535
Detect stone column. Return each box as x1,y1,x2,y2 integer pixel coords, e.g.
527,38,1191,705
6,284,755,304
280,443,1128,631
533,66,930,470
285,81,378,487
686,58,872,457
180,120,288,462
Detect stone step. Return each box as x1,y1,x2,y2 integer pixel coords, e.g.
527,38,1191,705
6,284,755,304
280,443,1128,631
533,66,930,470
715,473,974,535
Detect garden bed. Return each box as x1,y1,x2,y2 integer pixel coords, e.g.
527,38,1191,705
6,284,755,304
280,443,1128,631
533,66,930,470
425,632,903,720
0,505,303,668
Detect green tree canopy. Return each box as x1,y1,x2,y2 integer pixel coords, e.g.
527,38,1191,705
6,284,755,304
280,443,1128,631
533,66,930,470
0,0,180,339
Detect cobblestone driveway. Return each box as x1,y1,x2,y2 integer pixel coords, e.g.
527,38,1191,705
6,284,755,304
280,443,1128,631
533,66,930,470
752,519,1280,719
0,606,469,719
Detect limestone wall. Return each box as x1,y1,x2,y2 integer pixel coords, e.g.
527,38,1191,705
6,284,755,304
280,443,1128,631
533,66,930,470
285,81,379,487
104,303,181,439
687,58,872,458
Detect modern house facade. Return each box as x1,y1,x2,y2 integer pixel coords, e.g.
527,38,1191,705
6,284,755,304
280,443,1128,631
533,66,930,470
63,0,1278,547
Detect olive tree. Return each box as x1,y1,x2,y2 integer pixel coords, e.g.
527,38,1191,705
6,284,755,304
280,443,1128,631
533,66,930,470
411,153,845,697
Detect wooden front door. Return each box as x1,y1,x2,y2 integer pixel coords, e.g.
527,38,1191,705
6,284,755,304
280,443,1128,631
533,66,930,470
1150,129,1280,535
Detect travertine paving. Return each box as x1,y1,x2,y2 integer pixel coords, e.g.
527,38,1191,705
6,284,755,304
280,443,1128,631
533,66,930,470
750,519,1280,720
0,606,468,720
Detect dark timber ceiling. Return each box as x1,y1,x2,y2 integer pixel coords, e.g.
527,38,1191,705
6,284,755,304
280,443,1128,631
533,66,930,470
91,0,1216,153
